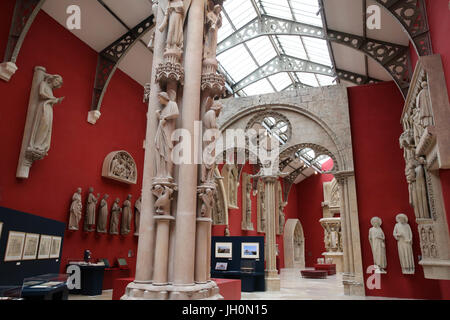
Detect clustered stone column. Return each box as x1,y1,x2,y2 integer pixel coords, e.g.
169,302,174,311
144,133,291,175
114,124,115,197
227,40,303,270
123,0,225,300
335,171,365,296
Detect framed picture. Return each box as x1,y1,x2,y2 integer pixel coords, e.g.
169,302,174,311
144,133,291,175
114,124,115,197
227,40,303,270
49,236,62,259
38,235,52,259
241,242,260,259
4,231,26,262
22,233,40,260
215,242,232,258
215,262,228,271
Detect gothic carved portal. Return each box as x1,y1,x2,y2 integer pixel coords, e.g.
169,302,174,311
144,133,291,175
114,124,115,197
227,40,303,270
283,219,305,270
399,55,450,280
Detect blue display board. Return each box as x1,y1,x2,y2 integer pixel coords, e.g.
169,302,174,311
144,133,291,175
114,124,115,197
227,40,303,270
0,207,66,286
211,236,265,292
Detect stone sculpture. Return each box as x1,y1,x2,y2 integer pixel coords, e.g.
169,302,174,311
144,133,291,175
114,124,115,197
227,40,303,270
393,213,415,274
155,92,179,179
109,198,122,235
159,0,185,51
203,2,222,60
369,217,387,273
84,187,100,232
97,194,109,233
17,67,64,179
134,196,141,236
278,201,287,234
201,99,222,183
68,188,82,230
199,188,214,218
102,151,138,184
152,184,174,215
121,195,133,235
228,165,239,208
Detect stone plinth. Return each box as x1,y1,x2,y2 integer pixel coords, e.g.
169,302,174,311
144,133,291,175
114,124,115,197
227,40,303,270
323,252,344,273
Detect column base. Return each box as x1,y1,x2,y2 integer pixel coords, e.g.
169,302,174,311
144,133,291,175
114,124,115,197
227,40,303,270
121,280,223,300
342,273,365,296
265,270,280,291
0,62,18,82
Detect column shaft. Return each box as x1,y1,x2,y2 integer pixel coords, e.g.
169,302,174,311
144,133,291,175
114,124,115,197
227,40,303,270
153,217,173,285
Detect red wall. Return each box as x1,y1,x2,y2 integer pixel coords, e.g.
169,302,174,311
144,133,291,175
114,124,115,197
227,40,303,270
348,81,444,299
0,3,146,274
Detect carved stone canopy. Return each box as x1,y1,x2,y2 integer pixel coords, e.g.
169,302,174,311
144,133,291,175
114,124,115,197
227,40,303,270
102,150,138,185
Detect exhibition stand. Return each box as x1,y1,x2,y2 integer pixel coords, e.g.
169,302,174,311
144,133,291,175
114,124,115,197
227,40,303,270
67,262,105,296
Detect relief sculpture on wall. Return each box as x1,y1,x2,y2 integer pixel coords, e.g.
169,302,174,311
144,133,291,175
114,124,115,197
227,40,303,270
102,151,138,184
17,66,64,179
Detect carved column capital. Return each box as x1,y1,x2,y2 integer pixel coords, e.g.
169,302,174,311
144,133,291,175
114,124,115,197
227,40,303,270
334,170,354,185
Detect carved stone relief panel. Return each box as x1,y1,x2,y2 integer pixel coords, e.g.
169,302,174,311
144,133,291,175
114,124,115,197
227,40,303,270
102,151,138,185
400,55,450,279
241,173,254,231
319,218,343,253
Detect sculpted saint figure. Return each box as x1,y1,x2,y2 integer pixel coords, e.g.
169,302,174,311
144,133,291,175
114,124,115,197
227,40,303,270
28,74,64,157
414,157,430,219
369,217,387,272
134,196,141,236
155,92,179,179
159,0,185,50
416,81,434,129
84,187,100,232
393,213,415,274
152,185,174,215
68,188,83,230
97,194,109,233
109,198,122,235
200,188,214,218
121,195,133,235
204,3,222,60
202,99,222,183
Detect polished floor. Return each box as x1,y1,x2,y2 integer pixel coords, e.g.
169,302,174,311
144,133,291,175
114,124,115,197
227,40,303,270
68,269,405,300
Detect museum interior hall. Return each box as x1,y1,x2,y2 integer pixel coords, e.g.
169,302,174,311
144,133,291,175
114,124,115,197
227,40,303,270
0,0,449,301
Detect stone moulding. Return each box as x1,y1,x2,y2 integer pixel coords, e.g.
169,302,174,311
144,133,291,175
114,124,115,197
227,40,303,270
102,151,138,185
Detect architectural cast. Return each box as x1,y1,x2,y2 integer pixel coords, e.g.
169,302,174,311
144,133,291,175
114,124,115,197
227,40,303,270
97,194,110,233
121,195,133,235
368,217,387,273
393,213,415,274
109,198,122,235
84,187,100,232
68,188,83,231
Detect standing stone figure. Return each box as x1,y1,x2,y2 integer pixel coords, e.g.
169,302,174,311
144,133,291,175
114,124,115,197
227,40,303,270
245,182,252,227
278,202,287,234
393,213,415,274
68,188,82,230
110,198,122,235
155,92,179,179
159,0,185,50
121,195,133,235
369,217,387,273
203,3,222,60
84,187,100,232
201,99,222,183
97,194,109,233
200,188,214,218
414,157,430,219
28,74,64,157
134,195,142,236
416,81,434,129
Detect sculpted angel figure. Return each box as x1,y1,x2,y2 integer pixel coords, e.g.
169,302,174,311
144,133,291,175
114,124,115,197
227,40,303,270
159,0,185,50
393,213,415,274
68,188,82,230
204,2,222,60
369,217,387,272
28,74,64,157
155,92,179,179
97,194,109,233
152,184,174,215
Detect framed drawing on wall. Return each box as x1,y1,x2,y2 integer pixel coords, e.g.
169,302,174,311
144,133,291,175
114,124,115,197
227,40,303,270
49,236,62,259
215,242,232,258
38,235,52,259
215,262,228,271
4,231,26,262
22,233,40,260
241,242,260,259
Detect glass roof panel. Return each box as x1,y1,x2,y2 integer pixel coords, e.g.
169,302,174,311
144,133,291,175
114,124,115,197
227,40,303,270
302,37,332,66
245,37,277,66
316,74,336,86
223,0,257,30
296,72,319,87
218,44,258,82
290,0,323,26
259,0,293,20
244,78,275,96
267,72,293,91
277,36,308,60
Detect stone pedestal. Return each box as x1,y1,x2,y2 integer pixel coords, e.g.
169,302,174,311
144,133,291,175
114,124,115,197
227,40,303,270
323,252,344,273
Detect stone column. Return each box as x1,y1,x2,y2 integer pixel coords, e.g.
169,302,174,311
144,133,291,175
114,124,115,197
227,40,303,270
153,215,175,285
172,0,205,287
195,217,211,283
336,171,365,296
263,176,281,291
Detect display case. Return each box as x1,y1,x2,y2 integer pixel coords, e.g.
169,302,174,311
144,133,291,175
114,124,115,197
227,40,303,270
21,273,68,300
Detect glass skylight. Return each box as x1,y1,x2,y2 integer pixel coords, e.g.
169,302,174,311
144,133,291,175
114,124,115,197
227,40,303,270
217,0,335,96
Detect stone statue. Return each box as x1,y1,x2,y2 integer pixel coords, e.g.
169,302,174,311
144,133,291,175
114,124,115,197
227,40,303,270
416,81,434,129
393,213,415,274
278,201,287,234
412,107,424,145
134,195,141,236
27,74,64,159
97,194,109,233
159,0,185,50
68,188,83,230
109,198,122,235
121,194,133,235
228,165,239,207
84,187,100,232
224,226,230,236
200,188,214,218
155,92,179,179
202,99,222,183
203,2,222,60
369,217,387,273
414,157,430,219
152,184,174,215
